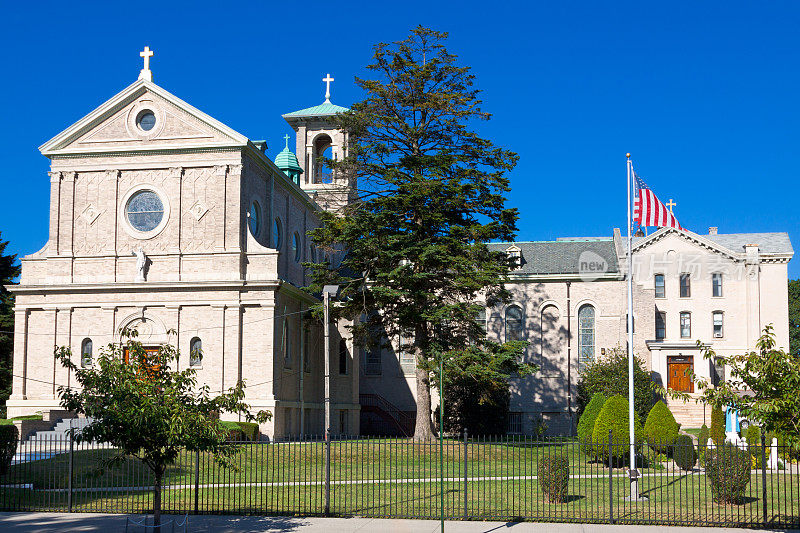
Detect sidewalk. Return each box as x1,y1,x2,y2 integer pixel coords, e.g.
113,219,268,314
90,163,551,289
0,513,797,533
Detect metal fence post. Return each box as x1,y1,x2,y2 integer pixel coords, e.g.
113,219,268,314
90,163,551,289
194,449,200,515
762,432,768,525
463,428,468,519
67,429,74,513
608,429,613,524
324,431,331,516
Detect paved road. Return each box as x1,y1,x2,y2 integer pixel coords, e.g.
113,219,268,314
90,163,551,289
0,513,797,533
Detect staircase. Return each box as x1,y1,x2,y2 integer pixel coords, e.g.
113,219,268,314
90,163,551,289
668,399,708,429
24,417,93,443
360,394,415,437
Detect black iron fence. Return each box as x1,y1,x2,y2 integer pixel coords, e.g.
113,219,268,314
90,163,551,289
1,432,798,527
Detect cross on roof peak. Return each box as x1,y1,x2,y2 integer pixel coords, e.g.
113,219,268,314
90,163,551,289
323,73,334,104
138,46,154,82
666,198,677,213
283,134,290,149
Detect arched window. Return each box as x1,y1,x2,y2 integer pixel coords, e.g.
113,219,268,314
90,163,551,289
248,201,260,236
505,305,523,343
81,338,93,368
282,319,291,365
578,305,596,370
293,232,301,263
189,337,202,367
273,218,283,249
309,244,317,263
313,134,333,184
339,338,348,375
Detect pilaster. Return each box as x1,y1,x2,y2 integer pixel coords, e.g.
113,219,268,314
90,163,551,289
47,172,61,256
10,309,29,400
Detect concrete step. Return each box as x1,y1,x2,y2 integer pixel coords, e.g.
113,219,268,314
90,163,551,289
26,418,93,442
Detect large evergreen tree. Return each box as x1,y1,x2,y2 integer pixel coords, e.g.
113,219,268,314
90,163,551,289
789,279,799,357
308,27,532,440
0,232,20,418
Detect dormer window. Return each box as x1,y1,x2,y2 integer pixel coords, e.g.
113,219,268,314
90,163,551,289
506,245,522,270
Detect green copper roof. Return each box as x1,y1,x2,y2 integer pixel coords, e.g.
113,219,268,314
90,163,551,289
274,136,303,173
282,102,349,118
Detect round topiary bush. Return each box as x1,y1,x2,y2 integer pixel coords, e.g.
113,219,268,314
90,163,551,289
673,434,697,471
0,425,19,476
710,405,725,446
577,393,606,457
538,453,570,503
644,400,680,454
705,444,751,504
591,394,643,462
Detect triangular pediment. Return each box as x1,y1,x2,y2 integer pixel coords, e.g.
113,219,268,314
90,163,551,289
632,227,739,261
40,79,249,156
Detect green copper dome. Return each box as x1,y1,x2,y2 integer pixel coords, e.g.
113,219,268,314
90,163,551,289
274,136,303,174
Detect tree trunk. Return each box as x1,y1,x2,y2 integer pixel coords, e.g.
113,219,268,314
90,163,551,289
413,364,435,441
153,471,162,533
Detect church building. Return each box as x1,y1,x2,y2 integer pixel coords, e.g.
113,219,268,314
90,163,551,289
6,49,794,438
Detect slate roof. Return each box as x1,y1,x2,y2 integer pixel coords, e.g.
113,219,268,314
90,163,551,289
632,231,793,255
282,102,349,118
488,239,619,275
704,232,793,255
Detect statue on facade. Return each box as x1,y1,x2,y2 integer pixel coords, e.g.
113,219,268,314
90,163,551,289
132,248,147,281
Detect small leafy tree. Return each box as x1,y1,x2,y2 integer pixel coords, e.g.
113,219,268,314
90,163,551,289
307,27,530,440
57,330,270,530
695,326,800,453
576,347,656,422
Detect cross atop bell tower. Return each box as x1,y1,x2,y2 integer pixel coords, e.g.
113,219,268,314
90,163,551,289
323,74,334,104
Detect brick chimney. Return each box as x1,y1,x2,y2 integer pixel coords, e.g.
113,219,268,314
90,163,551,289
708,227,718,235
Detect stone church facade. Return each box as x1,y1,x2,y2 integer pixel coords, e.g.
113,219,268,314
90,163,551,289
5,55,793,438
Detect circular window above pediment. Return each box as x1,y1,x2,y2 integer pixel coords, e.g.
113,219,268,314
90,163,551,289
136,110,156,132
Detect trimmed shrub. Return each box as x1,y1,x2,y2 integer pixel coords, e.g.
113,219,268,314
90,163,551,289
576,348,656,422
538,453,570,503
0,425,19,475
710,405,725,446
745,425,761,452
577,393,606,457
673,434,697,471
697,424,710,466
644,400,680,454
706,444,751,504
236,422,260,442
591,394,643,462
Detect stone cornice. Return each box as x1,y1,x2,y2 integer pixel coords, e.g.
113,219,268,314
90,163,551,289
7,280,281,294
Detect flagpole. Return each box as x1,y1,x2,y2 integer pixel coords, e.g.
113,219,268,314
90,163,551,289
626,153,638,500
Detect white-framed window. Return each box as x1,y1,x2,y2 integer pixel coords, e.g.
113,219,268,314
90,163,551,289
365,347,382,375
120,185,171,239
680,312,691,338
655,311,666,340
578,305,595,370
713,311,724,338
189,337,202,367
81,338,93,368
654,274,665,298
679,273,691,298
712,273,723,297
399,330,415,374
508,412,523,434
476,307,487,336
505,305,524,343
506,245,522,270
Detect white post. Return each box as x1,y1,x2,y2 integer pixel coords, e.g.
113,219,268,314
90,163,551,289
626,154,638,499
323,291,331,438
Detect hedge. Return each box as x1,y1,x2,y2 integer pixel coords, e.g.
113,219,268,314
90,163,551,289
577,393,606,457
706,444,751,504
0,425,19,475
644,400,680,454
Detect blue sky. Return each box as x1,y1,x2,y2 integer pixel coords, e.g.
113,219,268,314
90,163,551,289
1,1,798,278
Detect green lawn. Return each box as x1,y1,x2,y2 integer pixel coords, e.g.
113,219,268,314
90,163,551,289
1,439,798,527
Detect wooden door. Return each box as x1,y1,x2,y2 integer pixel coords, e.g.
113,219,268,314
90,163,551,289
123,346,161,378
667,356,694,393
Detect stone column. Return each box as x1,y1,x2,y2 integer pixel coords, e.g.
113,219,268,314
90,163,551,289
10,309,29,400
47,172,61,256
54,308,72,396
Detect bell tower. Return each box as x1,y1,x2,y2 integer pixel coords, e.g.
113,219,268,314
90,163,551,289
282,73,354,212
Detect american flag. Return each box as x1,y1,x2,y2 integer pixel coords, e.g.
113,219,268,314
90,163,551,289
633,171,683,230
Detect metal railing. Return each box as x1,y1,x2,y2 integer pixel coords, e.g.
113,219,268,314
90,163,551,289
1,431,798,527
